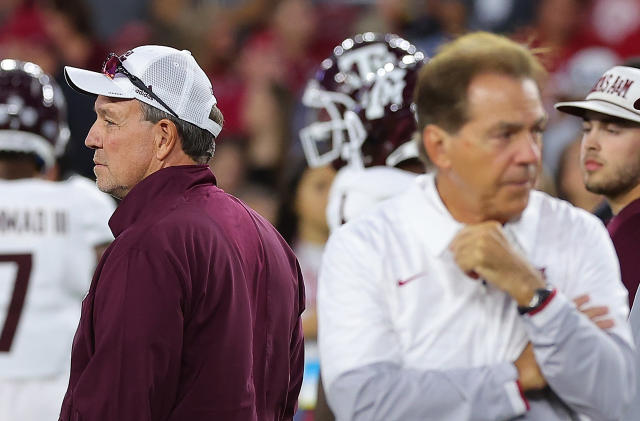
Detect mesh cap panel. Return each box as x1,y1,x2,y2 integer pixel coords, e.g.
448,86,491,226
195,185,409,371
140,53,213,128
185,71,215,127
64,45,222,137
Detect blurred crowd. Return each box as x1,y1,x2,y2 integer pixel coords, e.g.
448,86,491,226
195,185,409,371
2,0,640,223
3,0,640,419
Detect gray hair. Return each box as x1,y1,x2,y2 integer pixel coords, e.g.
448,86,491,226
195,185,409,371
139,102,224,164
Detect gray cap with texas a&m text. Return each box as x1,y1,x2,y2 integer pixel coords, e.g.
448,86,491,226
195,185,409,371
555,65,640,124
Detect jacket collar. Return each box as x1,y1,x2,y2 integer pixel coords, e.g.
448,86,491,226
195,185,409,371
411,173,539,258
607,196,640,235
109,165,217,237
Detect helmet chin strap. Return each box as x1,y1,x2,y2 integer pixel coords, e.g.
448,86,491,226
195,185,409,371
342,110,366,169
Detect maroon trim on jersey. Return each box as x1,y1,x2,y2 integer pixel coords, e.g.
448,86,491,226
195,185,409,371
527,289,557,317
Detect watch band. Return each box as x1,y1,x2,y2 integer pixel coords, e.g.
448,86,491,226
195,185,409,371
518,287,556,315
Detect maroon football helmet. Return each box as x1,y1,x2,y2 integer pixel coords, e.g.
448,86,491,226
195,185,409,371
0,59,70,169
300,33,426,169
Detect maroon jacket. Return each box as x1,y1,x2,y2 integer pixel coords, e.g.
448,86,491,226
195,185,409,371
59,165,305,421
607,197,640,307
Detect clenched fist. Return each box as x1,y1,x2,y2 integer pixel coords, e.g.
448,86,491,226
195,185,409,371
449,221,546,306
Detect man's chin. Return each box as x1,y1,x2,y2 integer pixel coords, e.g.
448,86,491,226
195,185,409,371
96,179,125,199
493,195,529,223
585,176,613,196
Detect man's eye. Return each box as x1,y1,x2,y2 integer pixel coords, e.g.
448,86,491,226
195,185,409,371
602,123,621,134
498,131,513,141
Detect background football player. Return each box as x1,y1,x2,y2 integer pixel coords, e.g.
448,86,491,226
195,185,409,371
0,59,115,420
297,33,427,420
300,32,427,232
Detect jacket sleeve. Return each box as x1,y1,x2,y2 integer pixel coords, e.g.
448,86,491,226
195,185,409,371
285,318,305,419
521,217,636,421
317,226,528,421
66,247,184,421
327,361,528,421
522,293,636,421
284,265,306,420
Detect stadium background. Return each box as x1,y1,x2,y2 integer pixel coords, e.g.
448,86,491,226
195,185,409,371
2,0,640,419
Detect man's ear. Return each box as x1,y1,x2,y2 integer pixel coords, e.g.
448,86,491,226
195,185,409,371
153,119,180,161
423,124,453,169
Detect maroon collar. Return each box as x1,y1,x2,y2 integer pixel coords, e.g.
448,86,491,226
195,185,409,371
109,165,217,236
607,197,640,235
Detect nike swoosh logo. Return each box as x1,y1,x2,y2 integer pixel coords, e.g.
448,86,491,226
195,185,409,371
397,272,427,287
538,267,547,279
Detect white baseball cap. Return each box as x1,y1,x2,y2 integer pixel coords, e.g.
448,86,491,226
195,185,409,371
64,45,222,137
555,65,640,124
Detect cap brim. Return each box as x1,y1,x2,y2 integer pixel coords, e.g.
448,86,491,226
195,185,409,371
64,66,131,99
555,99,640,124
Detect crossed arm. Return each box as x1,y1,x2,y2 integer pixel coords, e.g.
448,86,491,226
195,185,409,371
319,222,635,421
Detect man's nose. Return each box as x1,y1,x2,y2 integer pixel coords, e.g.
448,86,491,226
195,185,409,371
85,121,101,150
581,128,601,152
514,132,542,165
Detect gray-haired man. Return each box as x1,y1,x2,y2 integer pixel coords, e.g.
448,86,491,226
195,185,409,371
59,46,305,421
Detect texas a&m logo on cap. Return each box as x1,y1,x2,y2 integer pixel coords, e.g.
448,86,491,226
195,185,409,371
590,71,634,99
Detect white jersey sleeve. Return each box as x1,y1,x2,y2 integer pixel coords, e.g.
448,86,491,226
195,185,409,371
66,175,115,248
325,165,417,232
62,176,116,295
0,177,115,378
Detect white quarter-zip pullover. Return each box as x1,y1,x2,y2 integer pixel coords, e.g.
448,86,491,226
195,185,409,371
318,173,635,420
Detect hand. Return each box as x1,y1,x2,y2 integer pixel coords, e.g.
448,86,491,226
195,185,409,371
573,294,614,330
514,343,547,391
449,222,545,306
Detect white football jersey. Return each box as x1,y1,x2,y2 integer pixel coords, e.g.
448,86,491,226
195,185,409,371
0,176,115,378
325,165,418,233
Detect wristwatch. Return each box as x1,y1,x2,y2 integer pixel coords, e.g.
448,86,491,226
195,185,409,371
517,287,555,315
